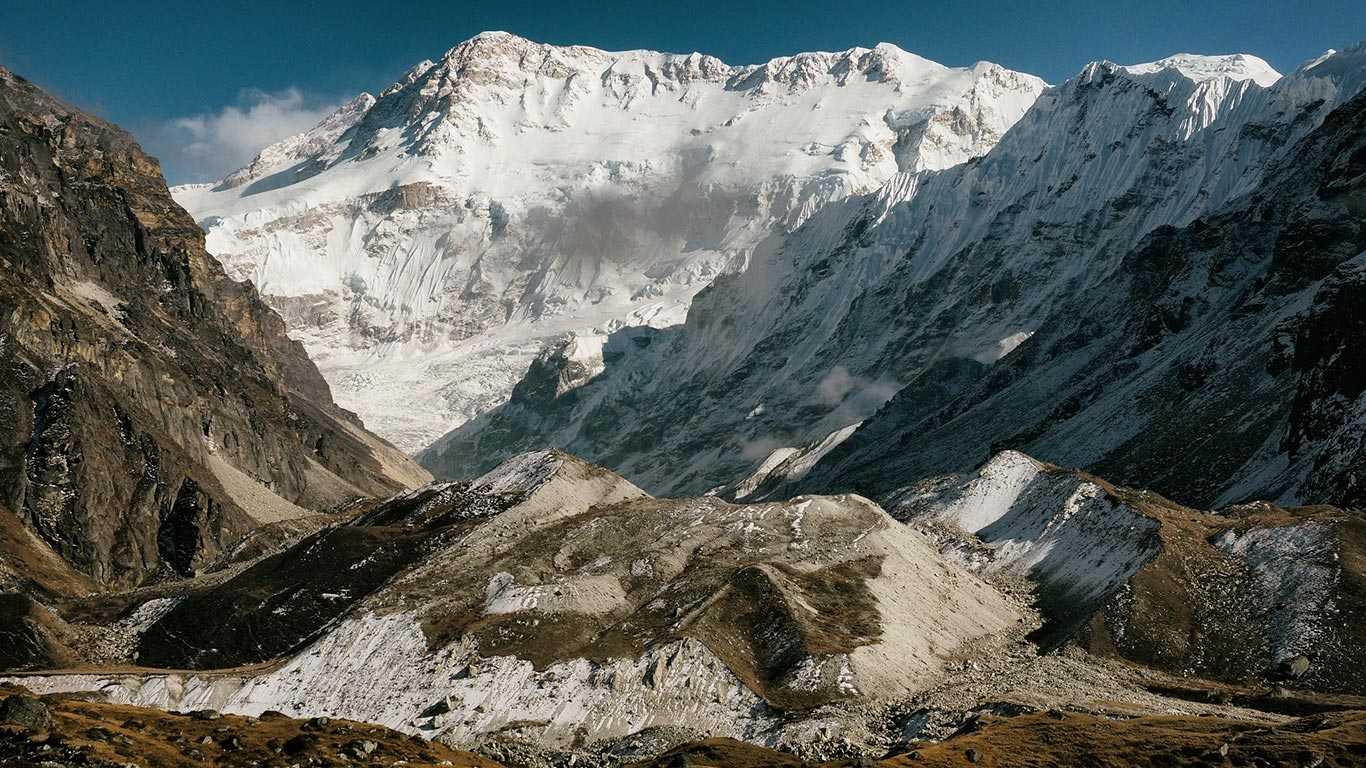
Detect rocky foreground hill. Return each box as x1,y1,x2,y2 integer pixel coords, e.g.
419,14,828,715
8,448,1366,765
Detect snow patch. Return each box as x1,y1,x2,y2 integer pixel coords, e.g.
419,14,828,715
893,452,1161,609
1214,522,1340,660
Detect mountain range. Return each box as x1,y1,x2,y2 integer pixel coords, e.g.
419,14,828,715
1,30,1365,768
422,42,1366,515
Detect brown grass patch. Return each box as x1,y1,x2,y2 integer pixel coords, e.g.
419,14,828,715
0,684,499,767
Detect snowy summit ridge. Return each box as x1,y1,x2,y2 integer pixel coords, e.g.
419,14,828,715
1123,53,1282,86
173,32,1047,451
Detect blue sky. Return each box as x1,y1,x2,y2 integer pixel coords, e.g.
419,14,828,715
3,0,1361,183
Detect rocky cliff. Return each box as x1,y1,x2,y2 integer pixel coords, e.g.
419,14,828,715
0,67,429,591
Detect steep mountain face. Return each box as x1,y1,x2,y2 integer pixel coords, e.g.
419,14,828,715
797,57,1366,510
173,31,1046,451
424,47,1366,510
0,68,428,591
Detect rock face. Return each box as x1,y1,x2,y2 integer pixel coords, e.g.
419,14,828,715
0,691,51,731
0,594,78,671
173,32,1046,451
425,46,1366,512
0,68,429,590
17,451,1026,749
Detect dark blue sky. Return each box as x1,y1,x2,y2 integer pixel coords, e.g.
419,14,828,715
3,0,1361,183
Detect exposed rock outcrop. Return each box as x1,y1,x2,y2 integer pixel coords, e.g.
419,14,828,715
0,67,429,591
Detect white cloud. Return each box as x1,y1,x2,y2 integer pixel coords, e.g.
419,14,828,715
816,366,900,422
148,88,339,184
740,435,788,462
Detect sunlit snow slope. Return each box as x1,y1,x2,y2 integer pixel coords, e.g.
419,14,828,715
173,32,1046,451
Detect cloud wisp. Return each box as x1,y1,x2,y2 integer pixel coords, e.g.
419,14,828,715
816,366,900,424
147,88,340,184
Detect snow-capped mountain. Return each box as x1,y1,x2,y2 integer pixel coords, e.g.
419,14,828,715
172,32,1046,451
11,30,1366,768
423,45,1366,510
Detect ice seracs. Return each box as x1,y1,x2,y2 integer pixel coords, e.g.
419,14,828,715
172,33,1047,450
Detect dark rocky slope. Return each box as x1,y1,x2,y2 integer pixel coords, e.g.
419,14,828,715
0,67,429,592
421,50,1366,514
797,82,1366,509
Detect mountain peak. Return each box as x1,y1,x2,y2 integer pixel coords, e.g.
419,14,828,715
467,29,523,42
443,29,539,58
174,37,1048,449
213,91,376,190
